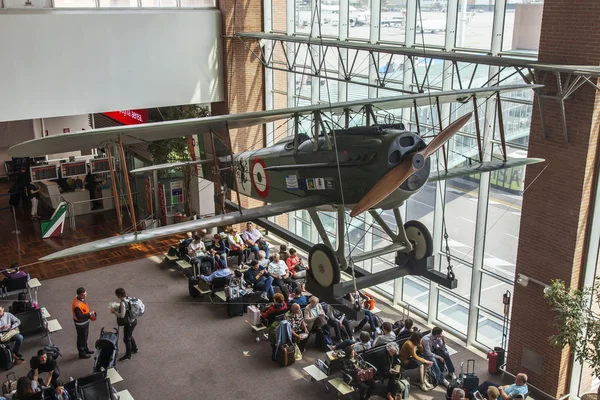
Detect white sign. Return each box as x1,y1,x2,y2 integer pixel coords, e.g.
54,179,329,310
286,175,299,189
315,178,325,190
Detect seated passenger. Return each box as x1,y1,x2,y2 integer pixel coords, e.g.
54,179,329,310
399,331,434,392
55,380,70,400
268,253,298,297
212,235,228,258
372,322,396,347
286,248,307,279
227,227,247,267
383,342,402,400
242,222,268,260
289,287,308,306
179,232,194,257
488,386,500,400
3,263,29,281
353,331,372,353
187,235,206,256
452,388,466,400
397,318,417,340
322,302,352,342
0,305,24,364
341,345,376,400
10,292,33,314
285,303,309,352
477,373,529,400
13,376,36,400
302,296,328,333
279,244,289,262
246,260,274,301
28,349,60,387
214,254,227,270
346,291,378,336
421,326,456,384
257,250,269,268
200,258,231,282
261,293,288,321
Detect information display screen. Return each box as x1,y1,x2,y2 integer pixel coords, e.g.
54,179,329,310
90,158,111,174
61,161,87,178
30,165,58,183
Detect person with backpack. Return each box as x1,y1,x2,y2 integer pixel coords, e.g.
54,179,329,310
110,288,140,362
27,349,60,388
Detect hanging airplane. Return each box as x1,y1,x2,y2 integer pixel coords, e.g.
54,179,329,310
9,84,544,315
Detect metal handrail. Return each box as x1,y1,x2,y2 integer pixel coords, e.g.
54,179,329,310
59,196,76,231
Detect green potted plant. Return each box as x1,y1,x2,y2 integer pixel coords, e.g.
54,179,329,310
544,278,600,400
148,105,210,218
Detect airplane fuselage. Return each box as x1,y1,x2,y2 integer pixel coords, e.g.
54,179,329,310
223,125,432,211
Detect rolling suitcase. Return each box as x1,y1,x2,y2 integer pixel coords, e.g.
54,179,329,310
461,359,479,394
188,263,200,298
277,344,295,367
226,297,243,318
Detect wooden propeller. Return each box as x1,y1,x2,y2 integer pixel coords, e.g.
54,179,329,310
350,113,472,217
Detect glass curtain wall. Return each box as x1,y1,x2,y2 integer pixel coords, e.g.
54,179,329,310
53,0,214,7
263,0,542,352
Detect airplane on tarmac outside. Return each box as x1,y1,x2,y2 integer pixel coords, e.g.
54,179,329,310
9,84,544,316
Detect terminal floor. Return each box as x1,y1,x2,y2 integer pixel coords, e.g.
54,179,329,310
9,256,514,400
0,181,171,280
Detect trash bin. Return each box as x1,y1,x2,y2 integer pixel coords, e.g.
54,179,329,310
494,347,506,373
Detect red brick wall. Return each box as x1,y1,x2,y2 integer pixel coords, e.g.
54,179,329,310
507,0,600,396
212,0,265,213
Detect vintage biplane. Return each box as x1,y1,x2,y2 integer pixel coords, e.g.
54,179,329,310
9,85,544,316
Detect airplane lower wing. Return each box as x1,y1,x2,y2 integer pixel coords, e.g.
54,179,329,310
40,195,331,261
428,158,545,182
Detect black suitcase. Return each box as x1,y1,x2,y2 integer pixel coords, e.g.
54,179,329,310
461,359,479,393
0,345,13,371
199,260,213,276
226,297,243,318
188,277,200,297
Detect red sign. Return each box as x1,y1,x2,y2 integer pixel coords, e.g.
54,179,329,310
145,176,152,215
103,109,148,125
187,136,199,175
158,183,167,226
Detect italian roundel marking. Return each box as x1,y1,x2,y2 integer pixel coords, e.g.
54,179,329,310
251,157,269,198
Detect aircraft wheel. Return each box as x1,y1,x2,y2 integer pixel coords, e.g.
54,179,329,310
308,244,341,288
398,220,434,263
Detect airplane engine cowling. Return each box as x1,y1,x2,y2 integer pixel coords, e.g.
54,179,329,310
386,132,431,193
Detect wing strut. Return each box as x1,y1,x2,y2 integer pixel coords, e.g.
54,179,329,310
118,136,137,233
105,146,123,232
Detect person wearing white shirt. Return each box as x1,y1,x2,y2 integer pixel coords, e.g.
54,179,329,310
268,252,298,297
257,250,269,268
226,227,246,266
242,222,269,259
187,235,206,256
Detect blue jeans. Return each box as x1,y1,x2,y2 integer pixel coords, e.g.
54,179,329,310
355,310,378,340
6,333,23,356
248,245,260,260
254,276,274,298
434,348,455,374
425,354,444,384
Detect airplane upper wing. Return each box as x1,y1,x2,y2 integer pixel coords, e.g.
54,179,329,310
428,158,545,182
130,159,212,174
9,84,541,158
38,195,331,261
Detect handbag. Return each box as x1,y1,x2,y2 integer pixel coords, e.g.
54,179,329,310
294,263,307,272
357,366,375,381
0,328,19,343
294,343,302,361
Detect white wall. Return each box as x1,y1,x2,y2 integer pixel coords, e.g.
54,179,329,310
0,119,35,175
42,114,92,160
0,8,224,122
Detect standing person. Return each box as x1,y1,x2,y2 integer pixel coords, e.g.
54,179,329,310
72,287,95,359
0,305,24,364
85,171,101,210
110,288,139,362
27,181,40,219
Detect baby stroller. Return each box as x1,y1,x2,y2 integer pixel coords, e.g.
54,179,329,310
93,327,119,373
